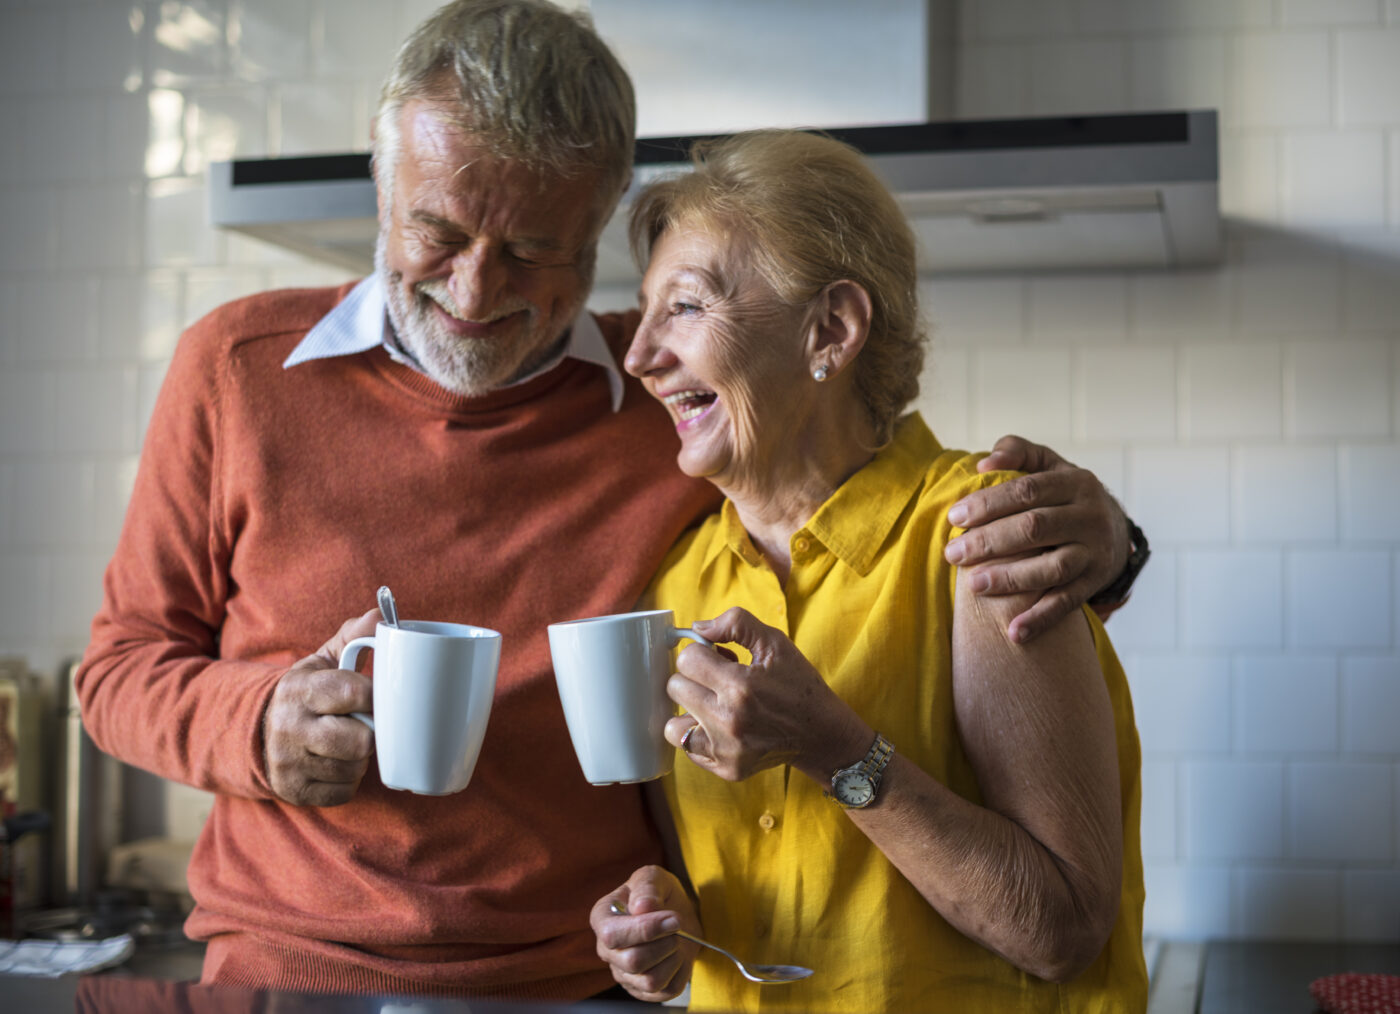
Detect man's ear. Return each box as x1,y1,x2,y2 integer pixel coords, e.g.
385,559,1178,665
808,279,873,378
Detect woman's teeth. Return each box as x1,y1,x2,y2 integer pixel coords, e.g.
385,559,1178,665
663,389,717,422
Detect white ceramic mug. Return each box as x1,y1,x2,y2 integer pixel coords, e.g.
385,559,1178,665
548,609,712,785
338,620,501,795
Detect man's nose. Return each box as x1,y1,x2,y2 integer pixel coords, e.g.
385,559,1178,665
447,243,507,318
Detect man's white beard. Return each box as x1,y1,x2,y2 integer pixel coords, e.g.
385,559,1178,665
375,231,580,398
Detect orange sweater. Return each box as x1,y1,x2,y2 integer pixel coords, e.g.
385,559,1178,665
76,284,719,1000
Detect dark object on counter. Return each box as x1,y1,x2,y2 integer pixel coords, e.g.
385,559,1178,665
1,809,52,937
21,887,189,948
56,658,125,912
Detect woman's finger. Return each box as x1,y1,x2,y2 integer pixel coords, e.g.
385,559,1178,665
666,715,712,764
665,668,717,718
692,606,784,663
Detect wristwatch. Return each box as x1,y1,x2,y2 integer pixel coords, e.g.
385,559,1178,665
828,733,895,809
1088,516,1150,610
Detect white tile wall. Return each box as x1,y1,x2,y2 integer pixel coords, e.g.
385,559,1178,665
1182,344,1283,439
1281,132,1387,227
1234,654,1338,754
1340,444,1400,540
1288,549,1392,648
1132,268,1235,340
1342,656,1400,752
1130,35,1227,112
1290,763,1393,862
1181,549,1284,647
1143,864,1233,937
1229,32,1331,128
972,347,1074,446
1077,347,1177,441
1236,868,1342,938
1289,341,1392,437
1282,0,1384,27
1028,39,1130,114
0,0,1396,944
1337,28,1400,123
1140,760,1177,860
1127,446,1231,543
1343,870,1400,940
1233,444,1337,542
1104,547,1177,649
1184,761,1285,859
1129,654,1232,754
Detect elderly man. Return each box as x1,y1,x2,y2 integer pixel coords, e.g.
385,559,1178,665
76,0,1144,1001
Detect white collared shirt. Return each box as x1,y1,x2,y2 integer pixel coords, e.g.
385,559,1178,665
283,275,625,411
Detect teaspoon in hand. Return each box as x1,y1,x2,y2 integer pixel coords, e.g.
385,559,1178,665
609,900,812,984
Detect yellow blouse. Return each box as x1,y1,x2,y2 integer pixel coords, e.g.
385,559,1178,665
649,413,1147,1014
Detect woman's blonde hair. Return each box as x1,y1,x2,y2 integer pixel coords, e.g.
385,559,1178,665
629,130,925,444
373,0,635,202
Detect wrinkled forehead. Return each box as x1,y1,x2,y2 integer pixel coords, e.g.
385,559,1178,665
649,212,757,273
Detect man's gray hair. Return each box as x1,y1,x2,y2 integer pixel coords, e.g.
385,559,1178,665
373,0,635,202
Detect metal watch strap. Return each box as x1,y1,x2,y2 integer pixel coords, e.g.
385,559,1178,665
859,733,895,783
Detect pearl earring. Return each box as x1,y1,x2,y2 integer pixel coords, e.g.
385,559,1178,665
813,364,829,382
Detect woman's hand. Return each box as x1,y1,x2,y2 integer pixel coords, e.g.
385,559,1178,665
591,865,701,1002
663,607,871,783
944,434,1131,643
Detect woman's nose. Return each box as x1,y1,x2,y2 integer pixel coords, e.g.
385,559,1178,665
623,316,667,377
448,243,507,318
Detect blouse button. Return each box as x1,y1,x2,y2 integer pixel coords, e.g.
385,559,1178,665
758,811,777,831
793,535,810,555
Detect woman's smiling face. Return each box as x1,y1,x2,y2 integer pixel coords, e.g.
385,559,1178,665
624,224,815,487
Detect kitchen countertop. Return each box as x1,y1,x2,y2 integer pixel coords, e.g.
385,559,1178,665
5,937,1397,1012
1198,939,1400,1013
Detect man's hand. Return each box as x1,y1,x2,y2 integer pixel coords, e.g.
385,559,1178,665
945,435,1129,644
262,609,379,806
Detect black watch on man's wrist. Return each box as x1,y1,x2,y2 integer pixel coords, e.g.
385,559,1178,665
1088,517,1150,609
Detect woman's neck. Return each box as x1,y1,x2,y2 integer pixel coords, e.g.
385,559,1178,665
718,402,880,585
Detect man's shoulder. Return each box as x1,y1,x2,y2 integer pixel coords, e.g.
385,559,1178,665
185,282,359,354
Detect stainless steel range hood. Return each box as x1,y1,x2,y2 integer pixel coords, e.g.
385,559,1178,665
209,109,1220,280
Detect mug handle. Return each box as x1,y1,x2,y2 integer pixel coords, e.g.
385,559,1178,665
338,635,377,730
669,627,713,650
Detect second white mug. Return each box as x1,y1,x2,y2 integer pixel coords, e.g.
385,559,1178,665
548,609,711,785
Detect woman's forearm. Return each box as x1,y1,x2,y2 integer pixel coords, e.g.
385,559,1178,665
837,751,1120,981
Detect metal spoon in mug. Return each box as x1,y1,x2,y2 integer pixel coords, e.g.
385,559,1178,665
609,901,812,984
377,585,400,628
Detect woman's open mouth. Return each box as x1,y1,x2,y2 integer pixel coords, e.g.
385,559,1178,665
663,388,719,427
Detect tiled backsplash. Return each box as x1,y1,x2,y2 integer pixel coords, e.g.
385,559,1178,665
0,0,1396,942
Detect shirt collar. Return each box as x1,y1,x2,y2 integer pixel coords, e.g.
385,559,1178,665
283,274,625,411
703,413,942,578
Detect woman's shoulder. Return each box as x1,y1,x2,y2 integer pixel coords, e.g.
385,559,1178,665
898,415,1022,511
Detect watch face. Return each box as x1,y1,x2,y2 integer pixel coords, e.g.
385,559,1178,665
833,770,874,807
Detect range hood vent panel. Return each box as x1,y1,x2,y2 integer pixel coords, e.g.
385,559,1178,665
210,110,1221,279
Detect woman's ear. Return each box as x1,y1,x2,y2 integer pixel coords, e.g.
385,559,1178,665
808,279,873,378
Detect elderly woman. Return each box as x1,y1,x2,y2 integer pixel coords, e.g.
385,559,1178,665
590,130,1146,1013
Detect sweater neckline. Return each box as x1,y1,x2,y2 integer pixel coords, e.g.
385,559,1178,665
366,345,603,415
